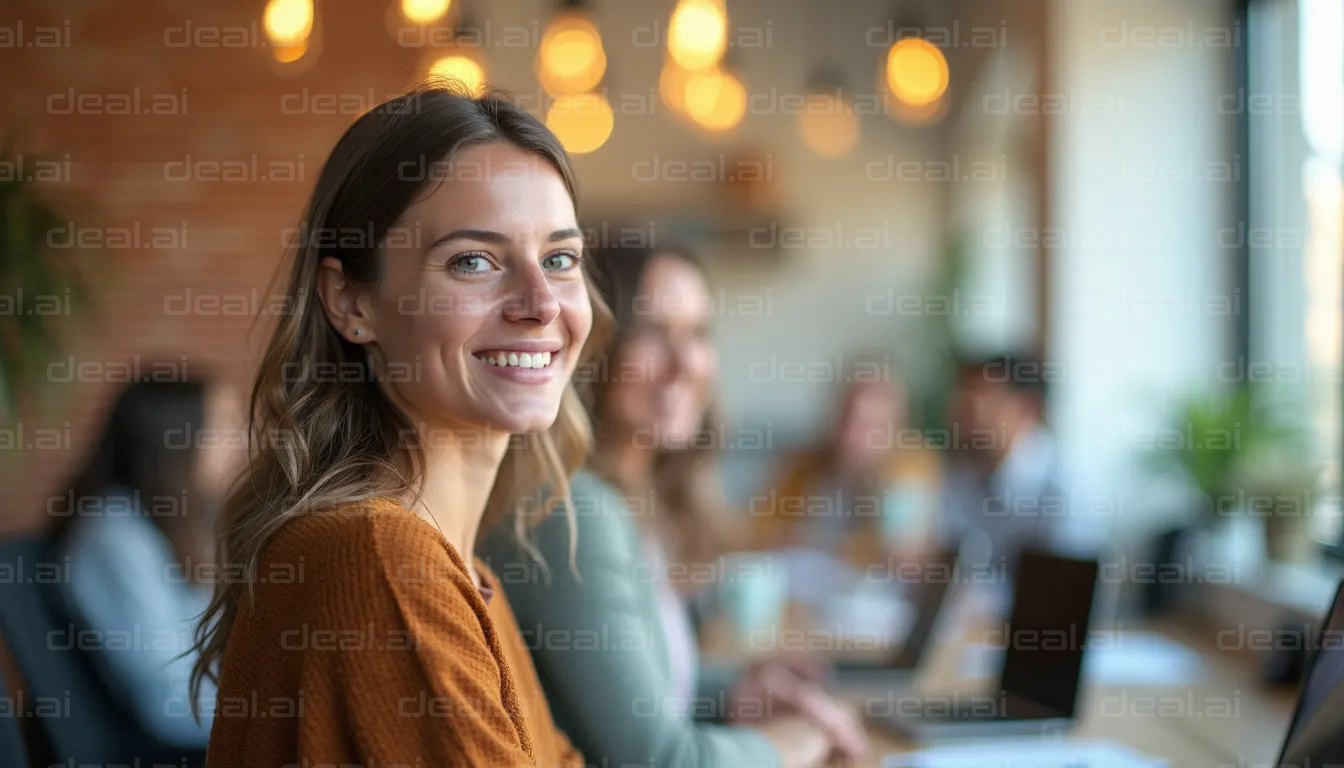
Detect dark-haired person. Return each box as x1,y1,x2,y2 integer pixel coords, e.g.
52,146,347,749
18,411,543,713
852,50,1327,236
939,354,1094,576
481,244,868,768
51,377,244,752
192,84,609,767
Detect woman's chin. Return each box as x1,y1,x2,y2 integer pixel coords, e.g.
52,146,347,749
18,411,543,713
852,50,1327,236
490,406,562,435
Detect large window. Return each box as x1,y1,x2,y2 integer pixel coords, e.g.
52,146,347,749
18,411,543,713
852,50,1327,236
1247,0,1344,550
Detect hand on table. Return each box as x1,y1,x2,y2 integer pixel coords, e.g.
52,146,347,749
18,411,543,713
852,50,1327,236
730,660,869,765
754,715,834,768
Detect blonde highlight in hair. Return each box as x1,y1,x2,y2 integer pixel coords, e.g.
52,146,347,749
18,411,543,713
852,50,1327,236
188,83,612,710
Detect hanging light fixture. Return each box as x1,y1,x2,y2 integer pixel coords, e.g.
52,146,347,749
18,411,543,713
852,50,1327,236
680,46,747,133
667,0,727,72
545,92,614,154
427,48,487,95
879,2,950,127
684,67,747,132
886,37,948,107
661,0,742,131
423,3,488,96
536,0,606,96
401,0,452,24
264,0,313,63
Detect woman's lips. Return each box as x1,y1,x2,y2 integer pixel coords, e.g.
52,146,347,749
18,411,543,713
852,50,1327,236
472,349,561,384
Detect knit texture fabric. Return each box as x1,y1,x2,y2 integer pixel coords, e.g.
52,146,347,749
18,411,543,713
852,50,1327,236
205,497,583,768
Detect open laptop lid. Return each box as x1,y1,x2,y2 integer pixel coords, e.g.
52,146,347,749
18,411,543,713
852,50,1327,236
998,550,1100,719
888,547,960,669
1276,581,1344,765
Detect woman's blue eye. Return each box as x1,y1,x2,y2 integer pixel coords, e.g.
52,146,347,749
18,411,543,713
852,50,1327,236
451,253,492,273
543,251,579,270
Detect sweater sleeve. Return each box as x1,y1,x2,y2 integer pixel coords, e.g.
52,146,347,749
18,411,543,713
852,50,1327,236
481,473,782,768
307,513,539,768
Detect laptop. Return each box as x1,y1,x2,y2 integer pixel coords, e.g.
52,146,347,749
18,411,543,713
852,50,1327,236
833,548,960,689
1274,580,1344,766
881,550,1099,742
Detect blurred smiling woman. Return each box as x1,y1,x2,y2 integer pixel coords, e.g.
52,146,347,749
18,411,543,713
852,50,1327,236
190,84,609,767
480,244,868,768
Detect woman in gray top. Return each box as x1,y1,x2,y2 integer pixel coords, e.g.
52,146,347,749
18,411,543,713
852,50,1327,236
480,244,867,768
49,377,243,750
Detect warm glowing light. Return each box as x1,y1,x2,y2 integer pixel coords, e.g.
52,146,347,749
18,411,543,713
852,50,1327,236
272,39,309,63
660,60,693,116
537,11,606,95
886,37,949,107
428,53,487,96
684,69,747,132
546,93,614,154
402,0,451,23
797,93,859,157
264,0,313,47
668,0,727,71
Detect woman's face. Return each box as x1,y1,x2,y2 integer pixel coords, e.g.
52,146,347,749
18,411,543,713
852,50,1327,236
834,381,903,469
605,255,718,448
332,141,592,436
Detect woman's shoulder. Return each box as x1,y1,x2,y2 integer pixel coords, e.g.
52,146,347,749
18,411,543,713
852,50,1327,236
568,468,623,507
266,497,468,577
254,497,480,616
482,470,639,571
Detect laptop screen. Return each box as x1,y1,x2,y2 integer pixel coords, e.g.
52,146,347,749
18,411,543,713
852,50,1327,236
1278,582,1344,765
999,551,1099,718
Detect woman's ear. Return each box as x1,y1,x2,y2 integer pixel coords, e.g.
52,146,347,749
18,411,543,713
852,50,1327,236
316,256,378,344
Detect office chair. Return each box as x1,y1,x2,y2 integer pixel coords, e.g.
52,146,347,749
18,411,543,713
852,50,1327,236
0,533,204,765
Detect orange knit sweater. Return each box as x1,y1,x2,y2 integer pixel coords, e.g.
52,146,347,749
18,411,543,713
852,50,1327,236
204,497,583,768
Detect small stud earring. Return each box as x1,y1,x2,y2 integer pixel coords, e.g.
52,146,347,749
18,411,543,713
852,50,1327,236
352,328,362,337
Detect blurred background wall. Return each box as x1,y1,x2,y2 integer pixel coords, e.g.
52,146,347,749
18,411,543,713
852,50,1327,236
2,0,1331,588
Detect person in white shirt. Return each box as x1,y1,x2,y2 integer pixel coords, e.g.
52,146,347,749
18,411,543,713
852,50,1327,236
939,354,1095,577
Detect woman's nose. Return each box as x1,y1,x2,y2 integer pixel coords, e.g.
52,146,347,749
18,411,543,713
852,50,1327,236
503,265,560,325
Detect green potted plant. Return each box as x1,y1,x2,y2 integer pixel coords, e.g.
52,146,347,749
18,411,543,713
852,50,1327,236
1234,413,1318,563
1148,386,1318,563
0,138,90,424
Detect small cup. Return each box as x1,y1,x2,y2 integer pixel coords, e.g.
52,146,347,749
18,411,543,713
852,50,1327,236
718,551,789,643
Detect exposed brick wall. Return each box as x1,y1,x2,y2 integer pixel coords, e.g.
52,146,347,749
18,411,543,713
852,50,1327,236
0,0,439,533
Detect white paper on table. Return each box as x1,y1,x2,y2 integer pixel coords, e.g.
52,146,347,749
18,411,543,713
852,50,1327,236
957,632,1202,686
824,584,913,643
882,738,1167,768
1082,632,1203,685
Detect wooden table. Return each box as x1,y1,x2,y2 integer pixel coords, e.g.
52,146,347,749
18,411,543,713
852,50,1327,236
701,593,1297,767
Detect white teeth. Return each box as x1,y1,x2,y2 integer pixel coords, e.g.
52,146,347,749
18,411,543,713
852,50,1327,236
478,351,556,368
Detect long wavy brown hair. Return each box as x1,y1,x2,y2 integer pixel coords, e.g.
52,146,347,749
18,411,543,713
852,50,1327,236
189,83,611,707
580,243,732,569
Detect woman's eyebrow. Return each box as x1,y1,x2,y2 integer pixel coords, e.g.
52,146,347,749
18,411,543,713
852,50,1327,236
548,227,583,242
426,228,511,252
426,227,582,252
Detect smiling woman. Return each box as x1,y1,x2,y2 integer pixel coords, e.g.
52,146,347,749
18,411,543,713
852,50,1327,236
189,83,611,768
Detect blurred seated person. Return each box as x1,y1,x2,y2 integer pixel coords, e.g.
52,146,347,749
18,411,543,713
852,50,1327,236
480,243,868,768
47,376,244,750
939,353,1095,576
751,366,941,566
